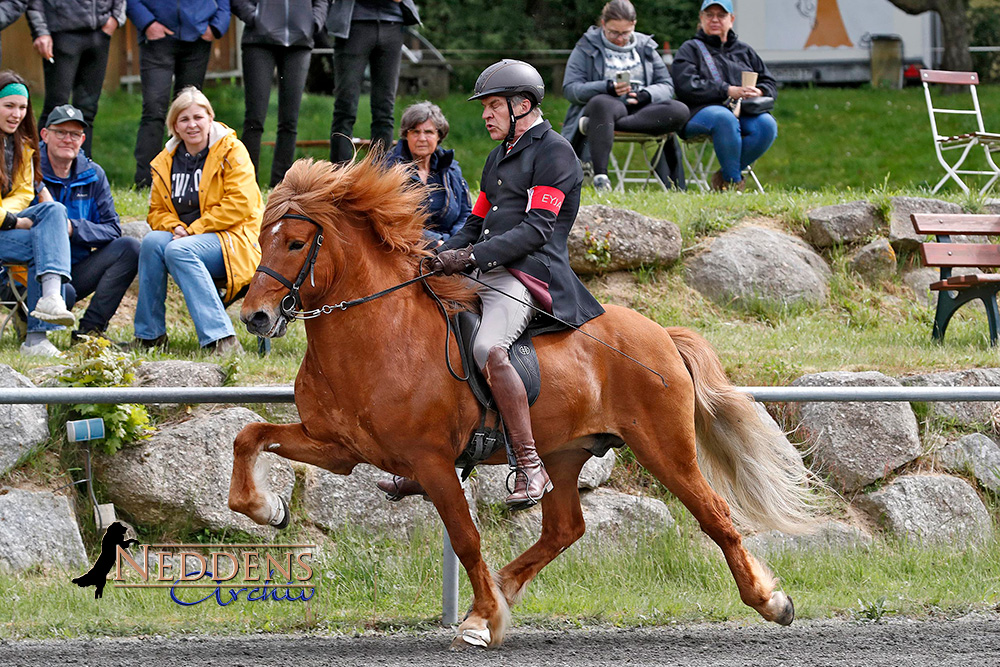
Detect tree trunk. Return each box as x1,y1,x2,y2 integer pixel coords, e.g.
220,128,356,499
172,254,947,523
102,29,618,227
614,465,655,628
886,0,972,72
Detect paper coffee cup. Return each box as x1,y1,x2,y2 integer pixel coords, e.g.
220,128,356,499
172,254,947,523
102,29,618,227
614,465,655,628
742,71,758,88
66,417,105,442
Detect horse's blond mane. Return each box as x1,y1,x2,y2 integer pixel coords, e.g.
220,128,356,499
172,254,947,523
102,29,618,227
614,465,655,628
264,156,478,311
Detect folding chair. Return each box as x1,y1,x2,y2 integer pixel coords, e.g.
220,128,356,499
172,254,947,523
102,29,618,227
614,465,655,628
0,264,29,343
920,69,1000,194
607,132,672,192
681,134,764,193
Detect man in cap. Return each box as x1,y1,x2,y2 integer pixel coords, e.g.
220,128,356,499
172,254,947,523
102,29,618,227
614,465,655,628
378,60,605,509
38,104,139,344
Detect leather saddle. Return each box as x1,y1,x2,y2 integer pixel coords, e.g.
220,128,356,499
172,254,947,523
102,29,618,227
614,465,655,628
451,310,564,477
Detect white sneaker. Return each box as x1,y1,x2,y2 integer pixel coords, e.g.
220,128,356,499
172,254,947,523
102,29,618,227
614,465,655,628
20,338,63,358
593,174,612,192
30,295,75,327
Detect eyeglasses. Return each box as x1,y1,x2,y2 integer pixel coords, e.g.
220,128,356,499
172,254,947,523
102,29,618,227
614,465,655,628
604,28,634,40
702,10,730,20
49,128,84,141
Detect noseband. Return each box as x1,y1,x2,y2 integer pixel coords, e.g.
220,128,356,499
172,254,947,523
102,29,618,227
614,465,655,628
255,213,325,320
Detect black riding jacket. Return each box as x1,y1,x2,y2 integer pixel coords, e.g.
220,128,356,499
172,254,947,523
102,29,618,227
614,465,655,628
440,119,605,328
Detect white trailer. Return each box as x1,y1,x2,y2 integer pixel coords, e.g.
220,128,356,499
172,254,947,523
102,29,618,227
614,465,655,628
733,0,938,83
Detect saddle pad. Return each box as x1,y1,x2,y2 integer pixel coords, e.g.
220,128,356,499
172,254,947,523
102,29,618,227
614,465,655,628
453,311,564,408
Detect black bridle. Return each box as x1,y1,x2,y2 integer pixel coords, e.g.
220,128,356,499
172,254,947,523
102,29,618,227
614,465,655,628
255,213,326,320
255,213,436,320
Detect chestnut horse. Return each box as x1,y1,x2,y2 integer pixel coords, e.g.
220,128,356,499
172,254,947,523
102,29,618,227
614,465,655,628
230,157,820,649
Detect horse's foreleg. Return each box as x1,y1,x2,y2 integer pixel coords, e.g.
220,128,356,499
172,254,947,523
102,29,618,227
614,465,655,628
416,460,509,650
229,422,356,528
628,425,794,626
495,449,591,606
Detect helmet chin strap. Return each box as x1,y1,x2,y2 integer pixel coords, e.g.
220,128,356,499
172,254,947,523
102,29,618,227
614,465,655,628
504,97,534,147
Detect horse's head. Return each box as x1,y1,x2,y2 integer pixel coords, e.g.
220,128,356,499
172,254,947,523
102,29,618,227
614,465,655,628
242,156,472,337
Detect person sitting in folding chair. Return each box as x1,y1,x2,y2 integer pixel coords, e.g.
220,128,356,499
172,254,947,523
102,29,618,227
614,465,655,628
0,71,76,357
560,0,689,192
672,0,777,192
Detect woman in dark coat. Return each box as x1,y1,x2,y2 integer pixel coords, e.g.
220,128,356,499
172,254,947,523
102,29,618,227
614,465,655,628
672,0,778,191
560,0,689,191
384,101,471,246
232,0,330,187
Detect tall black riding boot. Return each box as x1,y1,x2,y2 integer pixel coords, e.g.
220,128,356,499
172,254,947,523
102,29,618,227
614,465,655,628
485,346,552,509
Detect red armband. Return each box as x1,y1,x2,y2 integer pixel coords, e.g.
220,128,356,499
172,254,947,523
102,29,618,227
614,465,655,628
527,186,565,215
471,191,491,218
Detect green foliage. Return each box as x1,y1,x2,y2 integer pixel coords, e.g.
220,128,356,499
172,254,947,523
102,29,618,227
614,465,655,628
854,596,889,624
52,337,154,455
582,226,613,269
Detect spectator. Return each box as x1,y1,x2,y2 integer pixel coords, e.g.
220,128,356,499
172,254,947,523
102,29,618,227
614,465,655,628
133,87,262,355
38,104,139,344
672,0,778,191
27,0,126,159
126,0,231,188
326,0,420,164
0,71,76,358
384,101,470,247
232,0,329,187
0,1,28,68
561,0,689,192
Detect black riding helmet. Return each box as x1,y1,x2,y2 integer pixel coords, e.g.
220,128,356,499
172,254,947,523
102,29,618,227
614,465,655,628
469,59,545,145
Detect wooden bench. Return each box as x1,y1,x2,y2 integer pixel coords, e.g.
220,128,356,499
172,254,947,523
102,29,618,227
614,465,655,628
911,213,1000,344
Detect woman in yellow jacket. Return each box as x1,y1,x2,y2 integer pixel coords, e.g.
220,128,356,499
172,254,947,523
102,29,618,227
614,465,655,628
0,70,76,358
133,87,263,354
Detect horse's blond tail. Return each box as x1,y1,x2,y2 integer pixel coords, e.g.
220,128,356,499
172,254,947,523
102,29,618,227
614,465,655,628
667,327,823,534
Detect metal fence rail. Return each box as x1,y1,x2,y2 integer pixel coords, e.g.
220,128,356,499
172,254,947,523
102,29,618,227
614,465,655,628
4,385,1000,405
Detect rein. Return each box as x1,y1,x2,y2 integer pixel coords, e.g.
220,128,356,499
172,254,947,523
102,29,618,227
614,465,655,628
256,213,666,387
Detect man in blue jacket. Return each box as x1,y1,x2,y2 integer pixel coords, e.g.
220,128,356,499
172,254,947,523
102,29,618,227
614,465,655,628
126,0,231,188
39,105,139,343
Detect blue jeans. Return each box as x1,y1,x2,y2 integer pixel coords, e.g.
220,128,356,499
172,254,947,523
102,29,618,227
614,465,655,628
684,106,778,183
134,231,233,346
0,201,73,333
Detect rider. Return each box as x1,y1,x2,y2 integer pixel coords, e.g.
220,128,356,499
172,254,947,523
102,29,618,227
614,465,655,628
378,60,605,509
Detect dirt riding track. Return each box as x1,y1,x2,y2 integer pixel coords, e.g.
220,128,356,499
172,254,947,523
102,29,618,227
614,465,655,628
2,613,999,667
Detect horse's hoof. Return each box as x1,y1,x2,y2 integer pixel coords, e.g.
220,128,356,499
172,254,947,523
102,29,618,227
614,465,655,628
273,496,290,530
771,591,795,626
449,627,490,651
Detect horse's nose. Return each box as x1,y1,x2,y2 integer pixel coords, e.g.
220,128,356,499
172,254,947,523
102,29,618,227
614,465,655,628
243,310,273,335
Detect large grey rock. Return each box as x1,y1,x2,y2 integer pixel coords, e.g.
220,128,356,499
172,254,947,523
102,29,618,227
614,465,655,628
685,226,831,308
120,220,152,240
850,239,897,284
855,474,992,544
804,201,881,248
510,487,675,544
937,433,1000,493
744,520,872,555
900,368,1000,431
96,407,294,536
902,267,939,307
889,196,962,252
568,205,682,274
0,365,49,476
0,488,87,572
303,464,474,535
135,361,226,388
793,371,922,492
578,449,616,490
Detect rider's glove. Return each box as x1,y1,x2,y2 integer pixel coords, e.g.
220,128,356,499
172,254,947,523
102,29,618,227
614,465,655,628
430,245,477,276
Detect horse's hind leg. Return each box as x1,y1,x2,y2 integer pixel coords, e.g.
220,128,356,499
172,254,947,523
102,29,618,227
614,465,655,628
229,422,356,527
415,460,510,650
495,449,591,606
628,423,795,626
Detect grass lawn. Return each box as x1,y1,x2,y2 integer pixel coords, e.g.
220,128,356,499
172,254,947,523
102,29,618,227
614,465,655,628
1,84,999,638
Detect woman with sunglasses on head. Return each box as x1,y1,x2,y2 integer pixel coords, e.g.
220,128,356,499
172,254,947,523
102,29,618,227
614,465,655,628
0,70,77,357
672,0,778,191
561,0,689,192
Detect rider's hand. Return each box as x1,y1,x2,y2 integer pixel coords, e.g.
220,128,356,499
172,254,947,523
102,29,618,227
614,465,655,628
430,245,476,276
